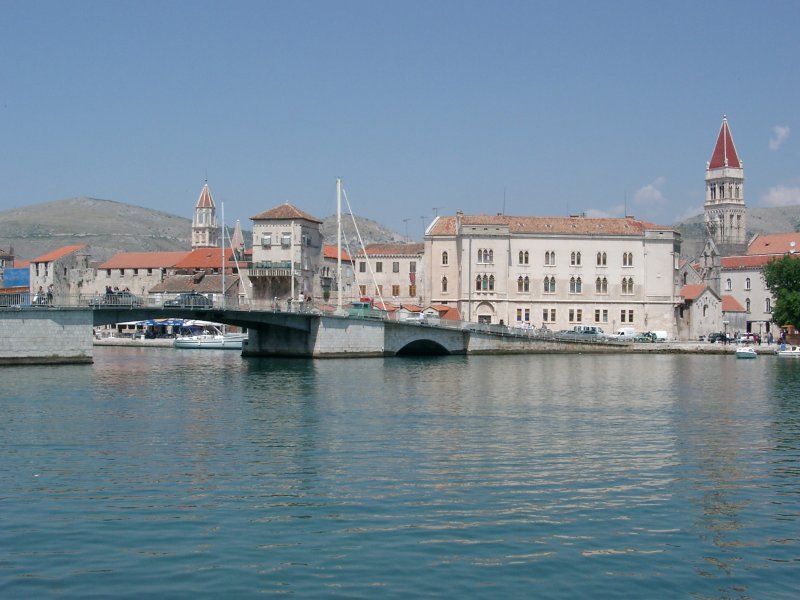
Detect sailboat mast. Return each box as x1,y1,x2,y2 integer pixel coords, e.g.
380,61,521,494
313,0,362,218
221,201,225,310
336,177,343,312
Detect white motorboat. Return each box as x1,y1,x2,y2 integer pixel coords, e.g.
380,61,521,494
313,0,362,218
735,345,757,359
777,345,800,357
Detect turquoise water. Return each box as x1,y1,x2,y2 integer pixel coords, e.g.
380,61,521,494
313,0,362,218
1,348,799,598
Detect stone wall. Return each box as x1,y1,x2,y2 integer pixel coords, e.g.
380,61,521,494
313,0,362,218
0,308,93,365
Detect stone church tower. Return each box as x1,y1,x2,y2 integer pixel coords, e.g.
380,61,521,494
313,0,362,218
704,116,746,256
191,182,219,249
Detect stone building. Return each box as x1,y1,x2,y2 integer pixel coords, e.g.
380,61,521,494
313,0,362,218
424,213,681,334
93,251,190,302
704,116,747,256
352,243,424,306
29,245,92,304
244,203,324,306
192,182,219,249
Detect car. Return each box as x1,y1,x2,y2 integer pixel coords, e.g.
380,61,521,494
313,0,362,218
708,332,730,344
90,290,143,307
164,292,213,308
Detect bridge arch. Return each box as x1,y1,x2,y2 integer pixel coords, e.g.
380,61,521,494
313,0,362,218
395,338,451,356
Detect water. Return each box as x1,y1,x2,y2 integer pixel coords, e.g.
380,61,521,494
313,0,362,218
1,348,799,598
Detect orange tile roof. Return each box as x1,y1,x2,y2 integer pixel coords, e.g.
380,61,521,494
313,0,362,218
99,251,190,269
428,214,671,237
149,274,239,294
746,233,800,256
31,245,87,263
708,116,741,169
721,254,781,269
195,182,215,208
427,303,461,320
14,260,30,269
173,248,237,269
357,243,425,256
323,245,352,261
680,284,708,301
250,202,323,224
721,295,746,312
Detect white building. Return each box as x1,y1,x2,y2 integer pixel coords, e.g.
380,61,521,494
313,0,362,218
352,243,424,306
425,212,681,334
704,116,746,255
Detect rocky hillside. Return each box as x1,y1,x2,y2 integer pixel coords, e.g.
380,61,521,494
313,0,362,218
0,197,405,263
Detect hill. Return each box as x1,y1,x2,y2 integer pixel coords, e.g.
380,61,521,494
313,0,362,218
0,197,405,262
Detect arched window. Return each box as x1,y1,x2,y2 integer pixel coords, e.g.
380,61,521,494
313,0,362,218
545,251,550,265
442,251,448,265
488,249,494,263
683,272,688,285
623,252,633,267
602,277,607,293
517,276,524,292
488,275,495,291
442,276,448,293
570,277,576,293
571,251,576,265
524,276,530,292
766,298,771,312
622,277,634,294
475,275,482,291
482,275,489,290
725,278,732,291
524,251,529,264
544,276,555,293
483,249,489,263
746,298,751,313
596,277,602,293
576,252,581,265
477,249,482,263
745,277,751,290
519,251,524,264
575,277,582,293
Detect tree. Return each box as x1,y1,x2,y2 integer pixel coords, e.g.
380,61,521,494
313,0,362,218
762,255,800,328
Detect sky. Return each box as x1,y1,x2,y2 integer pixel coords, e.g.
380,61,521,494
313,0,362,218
1,1,798,240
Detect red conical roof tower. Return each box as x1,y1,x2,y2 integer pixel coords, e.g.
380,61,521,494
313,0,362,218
708,115,741,169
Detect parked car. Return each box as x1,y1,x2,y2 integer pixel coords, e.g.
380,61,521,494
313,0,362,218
164,292,213,308
708,332,730,343
89,290,143,307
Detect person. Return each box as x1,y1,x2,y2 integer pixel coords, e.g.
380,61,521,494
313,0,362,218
47,284,53,304
768,331,774,345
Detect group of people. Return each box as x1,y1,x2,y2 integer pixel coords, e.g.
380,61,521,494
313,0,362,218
33,284,53,305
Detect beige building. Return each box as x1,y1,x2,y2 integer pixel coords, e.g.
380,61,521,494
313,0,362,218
425,213,681,334
352,243,424,306
244,203,324,306
30,244,93,304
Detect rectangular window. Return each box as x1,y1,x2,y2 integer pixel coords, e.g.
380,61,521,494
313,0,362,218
628,310,634,322
359,262,366,273
410,261,416,273
602,309,608,322
569,309,575,322
392,285,400,297
261,233,272,247
359,285,367,296
376,262,383,273
106,269,111,277
377,285,383,295
524,308,530,322
576,309,582,323
517,308,523,322
281,232,291,248
409,284,416,297
147,268,153,275
621,310,627,323
550,308,556,322
595,309,600,323
133,269,138,275
392,262,400,273
543,308,549,323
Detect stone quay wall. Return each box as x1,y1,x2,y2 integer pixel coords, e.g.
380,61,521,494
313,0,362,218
0,309,93,365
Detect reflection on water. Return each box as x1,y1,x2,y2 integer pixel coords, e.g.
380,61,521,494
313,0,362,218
0,348,798,598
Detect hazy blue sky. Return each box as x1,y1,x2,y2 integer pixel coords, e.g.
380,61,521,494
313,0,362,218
1,1,798,239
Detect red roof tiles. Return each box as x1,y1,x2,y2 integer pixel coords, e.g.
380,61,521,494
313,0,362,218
31,245,87,263
708,116,741,169
721,255,780,269
323,245,352,261
250,203,323,224
428,215,670,237
722,295,746,312
99,251,190,269
680,284,708,301
173,248,237,270
358,243,425,256
746,233,800,256
195,183,215,209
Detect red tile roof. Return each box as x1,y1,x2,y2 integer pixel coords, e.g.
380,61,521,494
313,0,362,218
722,295,746,312
428,215,670,236
14,260,30,269
746,232,800,256
195,182,215,208
708,116,741,169
31,245,87,263
250,203,323,224
427,303,461,320
172,248,237,269
323,245,352,261
721,254,780,269
148,274,239,294
680,284,708,301
356,243,425,257
99,251,190,269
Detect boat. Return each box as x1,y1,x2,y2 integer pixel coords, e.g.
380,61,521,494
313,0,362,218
777,345,800,357
173,322,247,350
735,344,758,359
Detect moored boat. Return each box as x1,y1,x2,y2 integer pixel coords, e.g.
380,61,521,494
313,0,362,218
777,345,800,357
735,344,758,359
173,322,247,350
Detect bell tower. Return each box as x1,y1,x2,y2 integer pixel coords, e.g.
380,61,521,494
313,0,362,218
192,181,219,249
704,116,746,255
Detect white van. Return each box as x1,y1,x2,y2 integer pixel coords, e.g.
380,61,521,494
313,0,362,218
650,330,668,342
612,327,637,339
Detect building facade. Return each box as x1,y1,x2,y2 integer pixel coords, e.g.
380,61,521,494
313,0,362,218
352,243,424,306
425,213,681,334
244,203,324,306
